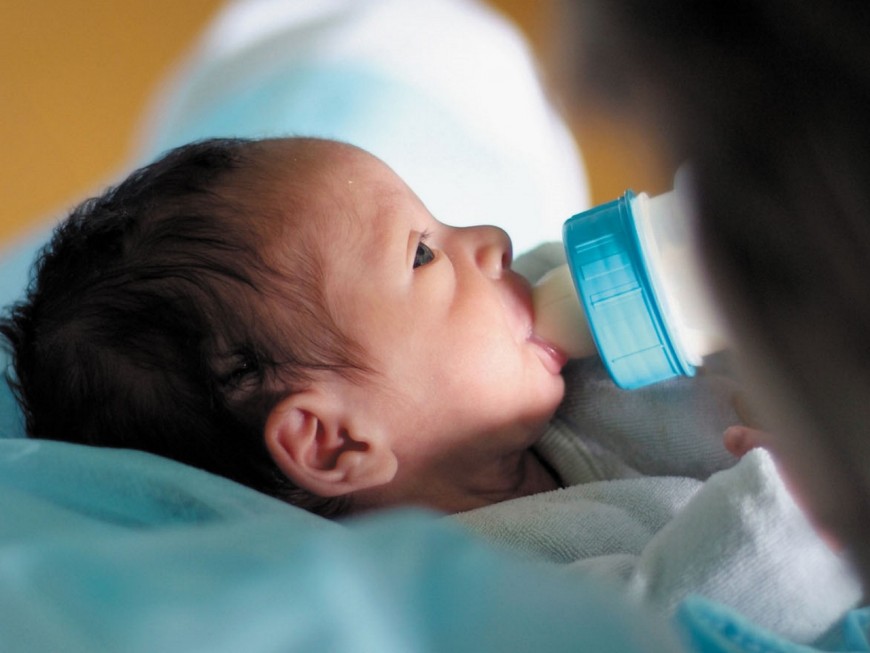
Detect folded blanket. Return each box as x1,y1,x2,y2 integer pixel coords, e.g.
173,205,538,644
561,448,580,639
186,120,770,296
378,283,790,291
453,449,862,645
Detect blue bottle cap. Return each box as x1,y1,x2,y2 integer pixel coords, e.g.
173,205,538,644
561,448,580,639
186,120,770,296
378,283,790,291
563,192,695,389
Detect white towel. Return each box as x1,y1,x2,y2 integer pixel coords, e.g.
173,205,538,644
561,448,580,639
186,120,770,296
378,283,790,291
453,450,862,645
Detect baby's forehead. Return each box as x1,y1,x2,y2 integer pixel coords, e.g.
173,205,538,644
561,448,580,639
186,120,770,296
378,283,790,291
255,138,401,250
263,137,377,178
265,137,408,217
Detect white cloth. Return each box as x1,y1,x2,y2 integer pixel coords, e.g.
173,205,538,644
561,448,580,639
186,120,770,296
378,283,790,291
454,450,861,645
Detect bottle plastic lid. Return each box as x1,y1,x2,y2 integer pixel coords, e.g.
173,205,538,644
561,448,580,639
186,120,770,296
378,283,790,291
563,191,695,389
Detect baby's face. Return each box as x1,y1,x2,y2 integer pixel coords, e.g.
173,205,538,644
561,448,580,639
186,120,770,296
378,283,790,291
270,140,566,494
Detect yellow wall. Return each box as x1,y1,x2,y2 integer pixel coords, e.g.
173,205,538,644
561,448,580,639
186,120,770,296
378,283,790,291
0,1,666,247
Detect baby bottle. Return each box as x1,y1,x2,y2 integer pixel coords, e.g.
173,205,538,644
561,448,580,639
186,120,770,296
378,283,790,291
532,170,728,389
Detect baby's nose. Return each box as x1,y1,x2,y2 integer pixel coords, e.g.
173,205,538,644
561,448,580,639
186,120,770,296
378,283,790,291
468,225,512,278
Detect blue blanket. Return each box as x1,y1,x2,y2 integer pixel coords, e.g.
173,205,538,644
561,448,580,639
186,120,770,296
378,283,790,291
0,437,678,652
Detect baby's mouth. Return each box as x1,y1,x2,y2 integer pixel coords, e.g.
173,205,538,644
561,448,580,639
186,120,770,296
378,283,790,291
502,271,568,374
528,333,568,374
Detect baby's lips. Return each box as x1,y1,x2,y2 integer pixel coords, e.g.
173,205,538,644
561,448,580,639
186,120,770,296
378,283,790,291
528,333,568,374
531,265,594,359
500,268,570,372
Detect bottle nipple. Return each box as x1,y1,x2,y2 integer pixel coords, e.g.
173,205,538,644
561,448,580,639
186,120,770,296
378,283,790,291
532,264,596,360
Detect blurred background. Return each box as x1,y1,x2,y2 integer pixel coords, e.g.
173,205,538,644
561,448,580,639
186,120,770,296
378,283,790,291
0,0,667,248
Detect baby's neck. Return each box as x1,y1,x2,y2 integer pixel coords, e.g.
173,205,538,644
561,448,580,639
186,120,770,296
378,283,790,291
386,448,562,514
512,448,562,498
453,447,561,510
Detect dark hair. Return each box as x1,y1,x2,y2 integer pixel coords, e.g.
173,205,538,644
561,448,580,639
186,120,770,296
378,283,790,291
558,2,870,581
0,137,364,517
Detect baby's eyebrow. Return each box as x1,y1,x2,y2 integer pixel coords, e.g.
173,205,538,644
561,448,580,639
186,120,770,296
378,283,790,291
358,205,403,268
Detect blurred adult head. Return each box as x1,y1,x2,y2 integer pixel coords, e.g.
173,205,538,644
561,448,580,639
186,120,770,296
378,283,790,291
556,1,870,584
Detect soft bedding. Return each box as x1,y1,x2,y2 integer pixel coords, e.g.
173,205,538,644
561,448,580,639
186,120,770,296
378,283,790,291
0,439,677,653
455,450,861,644
0,233,44,439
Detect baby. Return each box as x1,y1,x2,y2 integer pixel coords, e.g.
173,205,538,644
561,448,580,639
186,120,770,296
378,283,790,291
1,136,569,517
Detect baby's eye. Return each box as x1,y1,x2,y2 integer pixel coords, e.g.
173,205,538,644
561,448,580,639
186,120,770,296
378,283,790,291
413,240,435,268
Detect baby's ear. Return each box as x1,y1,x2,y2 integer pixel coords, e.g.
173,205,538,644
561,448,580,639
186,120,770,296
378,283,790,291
264,384,398,498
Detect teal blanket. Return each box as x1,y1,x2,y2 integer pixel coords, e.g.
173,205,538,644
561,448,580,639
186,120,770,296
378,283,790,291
0,438,677,652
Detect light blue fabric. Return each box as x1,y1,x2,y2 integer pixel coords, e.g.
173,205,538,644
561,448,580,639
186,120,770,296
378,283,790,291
676,596,870,653
818,609,870,652
0,438,680,652
0,231,49,439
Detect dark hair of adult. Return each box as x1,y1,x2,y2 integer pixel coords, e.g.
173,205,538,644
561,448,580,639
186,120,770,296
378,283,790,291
0,137,366,517
558,1,870,584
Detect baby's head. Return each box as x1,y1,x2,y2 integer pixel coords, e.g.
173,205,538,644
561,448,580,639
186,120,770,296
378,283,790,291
2,137,566,515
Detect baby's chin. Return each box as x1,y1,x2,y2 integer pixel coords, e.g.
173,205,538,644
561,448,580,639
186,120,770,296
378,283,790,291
545,375,567,411
525,384,566,442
